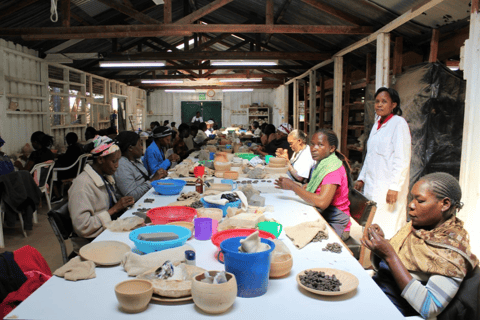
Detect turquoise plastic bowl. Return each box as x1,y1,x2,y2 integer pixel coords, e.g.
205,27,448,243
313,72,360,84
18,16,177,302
129,225,191,254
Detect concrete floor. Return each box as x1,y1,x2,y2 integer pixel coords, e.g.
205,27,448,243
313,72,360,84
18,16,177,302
1,202,72,274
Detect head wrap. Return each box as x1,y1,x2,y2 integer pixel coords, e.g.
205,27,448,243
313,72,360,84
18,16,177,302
90,135,119,157
278,123,293,135
206,120,214,125
152,126,173,139
116,131,140,154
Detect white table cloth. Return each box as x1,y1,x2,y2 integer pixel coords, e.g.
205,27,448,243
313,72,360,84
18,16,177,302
6,179,406,320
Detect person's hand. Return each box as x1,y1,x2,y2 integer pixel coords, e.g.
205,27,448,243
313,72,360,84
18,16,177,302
110,196,135,215
354,180,364,191
274,176,296,190
168,153,180,162
386,189,398,204
360,225,394,260
151,168,168,181
275,148,289,160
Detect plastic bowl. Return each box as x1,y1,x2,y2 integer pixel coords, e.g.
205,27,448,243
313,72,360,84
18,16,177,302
234,153,257,160
147,206,197,225
200,198,241,217
129,225,191,254
151,179,187,195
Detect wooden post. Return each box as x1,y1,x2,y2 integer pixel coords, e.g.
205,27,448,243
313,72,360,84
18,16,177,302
309,70,316,137
304,81,308,133
393,36,403,75
318,75,325,129
293,79,299,129
365,52,372,84
62,0,71,28
429,29,440,63
375,33,390,90
333,56,343,140
459,4,480,252
341,62,351,156
266,0,274,25
164,0,172,24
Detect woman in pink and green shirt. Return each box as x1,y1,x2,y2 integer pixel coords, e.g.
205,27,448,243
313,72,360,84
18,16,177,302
275,129,353,240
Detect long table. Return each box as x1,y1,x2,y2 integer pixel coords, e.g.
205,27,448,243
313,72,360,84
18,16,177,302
6,179,406,320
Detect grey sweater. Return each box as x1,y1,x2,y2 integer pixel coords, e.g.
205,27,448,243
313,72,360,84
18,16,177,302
113,157,151,202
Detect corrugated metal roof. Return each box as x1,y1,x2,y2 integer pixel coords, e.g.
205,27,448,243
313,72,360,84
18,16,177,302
71,0,111,17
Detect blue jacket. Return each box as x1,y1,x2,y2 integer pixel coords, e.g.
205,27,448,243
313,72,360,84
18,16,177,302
143,142,171,176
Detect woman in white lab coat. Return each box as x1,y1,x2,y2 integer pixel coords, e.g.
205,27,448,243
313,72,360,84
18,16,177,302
354,87,411,239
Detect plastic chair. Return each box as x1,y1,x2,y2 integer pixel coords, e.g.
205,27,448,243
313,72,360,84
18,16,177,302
343,189,377,266
52,153,91,196
47,200,75,264
30,160,55,215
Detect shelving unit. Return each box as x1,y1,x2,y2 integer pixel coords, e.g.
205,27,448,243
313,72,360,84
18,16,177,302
247,105,270,125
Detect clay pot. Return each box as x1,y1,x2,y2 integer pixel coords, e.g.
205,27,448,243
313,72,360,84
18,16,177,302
269,157,287,166
226,153,234,161
197,208,224,221
223,171,239,180
206,145,217,153
264,166,289,175
214,152,229,163
269,254,293,278
229,166,242,174
214,161,231,172
191,271,237,314
215,171,225,178
115,279,153,313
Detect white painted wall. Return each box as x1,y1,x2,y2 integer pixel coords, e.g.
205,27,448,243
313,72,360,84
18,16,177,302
146,87,288,128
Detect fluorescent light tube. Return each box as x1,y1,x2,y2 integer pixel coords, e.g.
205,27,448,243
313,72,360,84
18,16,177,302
222,89,254,92
219,79,262,82
141,80,184,84
100,61,165,68
165,89,196,93
211,60,277,66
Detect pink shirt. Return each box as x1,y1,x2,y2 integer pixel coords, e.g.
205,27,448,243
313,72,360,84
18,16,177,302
315,166,351,231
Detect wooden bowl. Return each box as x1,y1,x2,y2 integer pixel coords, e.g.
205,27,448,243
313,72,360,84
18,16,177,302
115,279,153,313
214,161,231,172
196,208,224,221
191,271,237,314
223,171,239,180
270,254,293,278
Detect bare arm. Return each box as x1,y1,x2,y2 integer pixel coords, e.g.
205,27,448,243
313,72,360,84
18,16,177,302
274,177,336,210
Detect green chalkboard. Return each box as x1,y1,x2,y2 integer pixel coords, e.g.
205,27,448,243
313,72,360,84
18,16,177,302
181,101,222,127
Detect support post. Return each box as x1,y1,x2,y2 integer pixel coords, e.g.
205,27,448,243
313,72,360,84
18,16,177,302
333,56,343,140
164,0,172,24
293,79,299,129
318,75,325,129
341,62,351,156
393,36,403,75
459,5,480,253
309,70,317,137
62,0,71,28
375,33,390,90
429,29,440,63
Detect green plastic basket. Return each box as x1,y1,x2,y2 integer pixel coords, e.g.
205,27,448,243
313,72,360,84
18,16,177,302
235,153,258,160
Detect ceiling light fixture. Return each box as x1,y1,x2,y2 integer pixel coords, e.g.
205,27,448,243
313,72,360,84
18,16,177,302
99,61,166,68
219,79,262,82
141,80,184,84
222,89,254,92
165,89,196,93
211,60,278,66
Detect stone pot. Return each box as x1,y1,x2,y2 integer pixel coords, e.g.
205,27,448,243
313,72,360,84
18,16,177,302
214,152,229,163
223,171,239,180
269,254,293,278
115,279,153,313
191,271,237,314
214,161,231,172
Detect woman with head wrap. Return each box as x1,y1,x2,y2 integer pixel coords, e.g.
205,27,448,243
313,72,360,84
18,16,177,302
68,136,135,253
172,124,194,160
362,172,478,319
275,129,352,239
114,131,167,202
143,126,180,176
14,131,54,172
254,123,293,158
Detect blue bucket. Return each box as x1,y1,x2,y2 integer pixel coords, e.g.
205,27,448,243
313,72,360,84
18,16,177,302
220,237,275,298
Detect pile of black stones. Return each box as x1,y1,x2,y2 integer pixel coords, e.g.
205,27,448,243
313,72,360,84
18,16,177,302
312,230,328,242
221,193,240,203
322,242,342,253
299,270,342,292
189,200,204,209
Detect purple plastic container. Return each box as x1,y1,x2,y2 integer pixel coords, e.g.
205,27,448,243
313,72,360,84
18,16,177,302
194,217,213,240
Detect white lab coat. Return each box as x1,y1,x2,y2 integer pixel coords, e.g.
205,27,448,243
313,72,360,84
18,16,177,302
358,115,411,239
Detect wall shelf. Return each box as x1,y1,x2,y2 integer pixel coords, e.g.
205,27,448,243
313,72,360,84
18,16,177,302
6,111,47,115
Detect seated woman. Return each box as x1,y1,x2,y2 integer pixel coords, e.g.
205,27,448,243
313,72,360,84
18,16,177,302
275,129,352,240
276,129,316,183
255,123,293,158
14,131,54,172
193,122,209,148
362,172,478,319
173,124,194,160
260,124,276,146
143,126,180,176
114,131,167,202
68,136,135,253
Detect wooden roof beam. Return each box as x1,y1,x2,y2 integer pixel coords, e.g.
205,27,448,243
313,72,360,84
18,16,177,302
190,33,232,52
107,51,331,60
86,65,307,72
299,0,366,26
139,84,281,89
96,0,161,24
15,24,374,40
112,73,286,80
175,0,234,24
